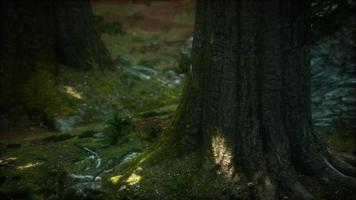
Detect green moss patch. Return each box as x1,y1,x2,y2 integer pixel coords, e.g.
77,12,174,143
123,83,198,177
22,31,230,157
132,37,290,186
322,131,356,154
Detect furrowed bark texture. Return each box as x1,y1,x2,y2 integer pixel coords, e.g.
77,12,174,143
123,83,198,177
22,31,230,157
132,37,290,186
0,0,112,70
0,0,112,127
54,0,112,69
170,0,356,199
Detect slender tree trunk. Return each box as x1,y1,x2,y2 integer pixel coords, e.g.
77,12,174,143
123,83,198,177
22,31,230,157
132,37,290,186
164,0,356,199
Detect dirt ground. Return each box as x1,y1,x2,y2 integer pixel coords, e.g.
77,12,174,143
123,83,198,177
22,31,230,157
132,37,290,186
93,0,194,39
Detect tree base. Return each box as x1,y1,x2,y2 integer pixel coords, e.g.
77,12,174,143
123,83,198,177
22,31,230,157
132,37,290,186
113,146,356,200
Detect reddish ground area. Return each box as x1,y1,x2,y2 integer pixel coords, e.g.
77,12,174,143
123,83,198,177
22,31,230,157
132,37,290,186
0,127,49,143
93,0,194,38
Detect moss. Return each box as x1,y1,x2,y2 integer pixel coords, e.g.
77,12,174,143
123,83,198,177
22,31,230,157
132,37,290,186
104,113,133,145
2,114,354,200
137,104,177,118
55,65,181,124
107,152,245,200
101,29,183,68
43,134,75,142
0,117,159,199
322,131,356,154
0,64,60,128
23,69,59,118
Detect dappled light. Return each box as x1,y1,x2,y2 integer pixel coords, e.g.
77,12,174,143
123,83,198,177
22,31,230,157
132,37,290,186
109,175,123,185
126,173,142,185
16,162,41,170
0,157,18,164
211,134,235,178
63,86,83,100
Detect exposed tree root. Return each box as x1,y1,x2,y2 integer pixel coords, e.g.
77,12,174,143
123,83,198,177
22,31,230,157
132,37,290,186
287,181,313,200
330,151,356,167
309,154,356,192
269,166,354,200
327,153,356,177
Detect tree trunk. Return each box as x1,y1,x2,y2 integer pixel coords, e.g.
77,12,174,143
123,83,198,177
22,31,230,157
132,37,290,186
0,0,56,103
0,0,112,70
166,0,356,199
54,1,112,69
0,0,112,128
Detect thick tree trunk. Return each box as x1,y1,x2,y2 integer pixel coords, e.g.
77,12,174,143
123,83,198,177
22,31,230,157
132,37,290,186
0,0,112,70
54,1,112,69
0,0,56,97
166,0,356,199
0,0,112,127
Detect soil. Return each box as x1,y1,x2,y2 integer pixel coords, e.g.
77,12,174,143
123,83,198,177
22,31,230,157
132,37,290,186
93,0,194,39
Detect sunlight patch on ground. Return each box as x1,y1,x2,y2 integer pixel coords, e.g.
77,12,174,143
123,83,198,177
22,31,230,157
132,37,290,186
110,172,142,186
211,133,234,178
110,175,123,185
0,156,17,164
64,86,83,99
127,173,142,185
16,162,41,170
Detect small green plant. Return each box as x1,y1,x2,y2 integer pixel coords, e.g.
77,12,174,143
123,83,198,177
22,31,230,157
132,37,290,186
105,113,133,145
23,69,59,117
143,124,162,141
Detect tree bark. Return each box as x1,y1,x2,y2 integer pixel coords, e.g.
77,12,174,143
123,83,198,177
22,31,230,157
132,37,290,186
165,0,356,199
0,0,112,127
54,0,112,69
0,0,112,70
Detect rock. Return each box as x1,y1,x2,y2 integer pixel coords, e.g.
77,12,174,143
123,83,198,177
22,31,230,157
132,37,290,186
74,182,102,192
69,174,101,182
123,68,152,81
160,70,182,87
93,132,104,138
53,116,82,134
178,37,193,73
121,64,183,90
122,65,161,81
115,55,131,67
120,152,141,165
131,65,158,75
311,18,355,131
163,70,178,79
65,181,103,200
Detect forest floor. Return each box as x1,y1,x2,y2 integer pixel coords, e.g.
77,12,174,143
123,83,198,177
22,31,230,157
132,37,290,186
0,1,355,200
0,1,193,199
